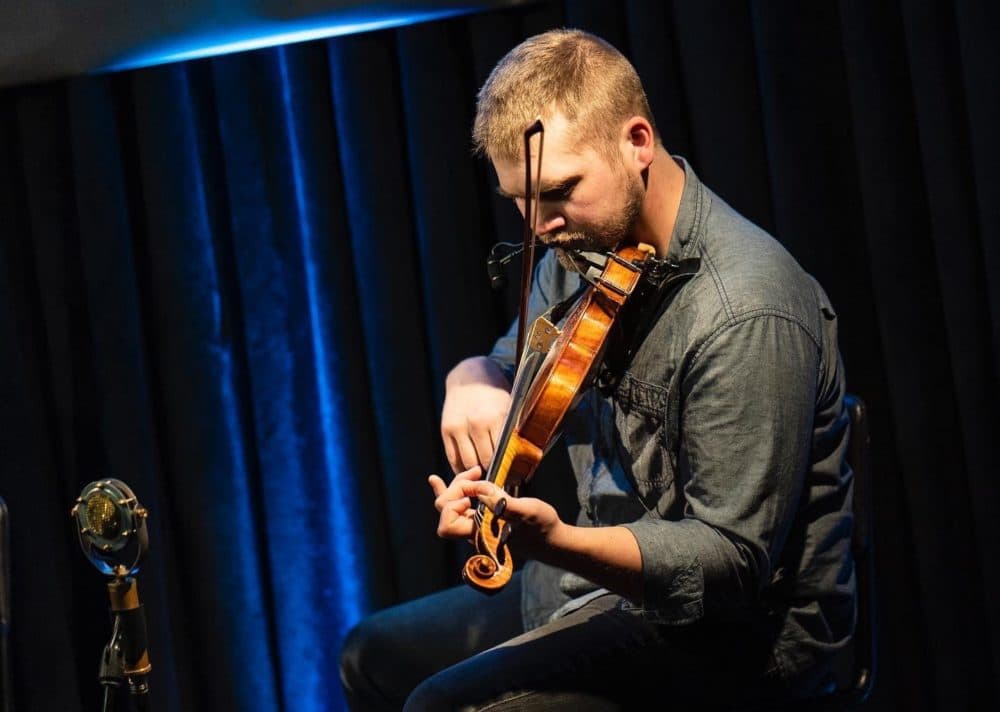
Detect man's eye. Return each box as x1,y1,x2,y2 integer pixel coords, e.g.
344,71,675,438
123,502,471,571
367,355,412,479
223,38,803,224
540,187,571,202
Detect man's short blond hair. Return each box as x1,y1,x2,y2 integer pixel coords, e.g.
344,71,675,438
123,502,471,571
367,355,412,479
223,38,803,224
472,29,657,162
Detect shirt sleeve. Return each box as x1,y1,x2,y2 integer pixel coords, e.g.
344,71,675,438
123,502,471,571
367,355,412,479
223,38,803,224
620,311,819,624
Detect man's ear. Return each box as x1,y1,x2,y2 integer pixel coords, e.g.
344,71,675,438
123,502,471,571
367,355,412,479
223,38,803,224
622,116,655,170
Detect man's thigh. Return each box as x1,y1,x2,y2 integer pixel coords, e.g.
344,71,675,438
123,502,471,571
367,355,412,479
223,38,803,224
403,593,776,712
340,572,525,711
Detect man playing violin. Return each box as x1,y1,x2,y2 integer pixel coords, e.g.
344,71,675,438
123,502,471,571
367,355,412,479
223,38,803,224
341,28,854,710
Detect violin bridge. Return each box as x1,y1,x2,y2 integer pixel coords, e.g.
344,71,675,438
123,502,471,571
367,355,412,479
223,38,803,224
527,316,560,353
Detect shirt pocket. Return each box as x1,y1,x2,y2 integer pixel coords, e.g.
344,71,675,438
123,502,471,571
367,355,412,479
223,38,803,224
613,372,675,500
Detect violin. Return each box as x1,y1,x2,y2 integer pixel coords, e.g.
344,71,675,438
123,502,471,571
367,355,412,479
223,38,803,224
462,120,654,593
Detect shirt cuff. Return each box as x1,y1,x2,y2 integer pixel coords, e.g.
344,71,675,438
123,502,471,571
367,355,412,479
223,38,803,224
620,518,706,625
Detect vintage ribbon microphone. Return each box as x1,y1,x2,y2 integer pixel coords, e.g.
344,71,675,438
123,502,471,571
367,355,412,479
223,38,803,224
71,480,151,712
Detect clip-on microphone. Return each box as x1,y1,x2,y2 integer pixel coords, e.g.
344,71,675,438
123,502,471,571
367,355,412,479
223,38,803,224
486,241,527,290
72,480,151,712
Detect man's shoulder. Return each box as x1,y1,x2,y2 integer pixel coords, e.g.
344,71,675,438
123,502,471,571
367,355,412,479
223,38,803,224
690,190,823,337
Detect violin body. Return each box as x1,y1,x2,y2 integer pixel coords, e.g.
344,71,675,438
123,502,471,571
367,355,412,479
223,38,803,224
463,243,653,593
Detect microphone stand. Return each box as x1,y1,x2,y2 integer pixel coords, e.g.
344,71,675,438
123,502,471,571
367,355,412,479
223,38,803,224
99,575,150,712
71,479,152,712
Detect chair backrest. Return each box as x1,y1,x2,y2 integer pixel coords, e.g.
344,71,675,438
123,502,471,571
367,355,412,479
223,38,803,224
843,394,876,705
0,497,10,712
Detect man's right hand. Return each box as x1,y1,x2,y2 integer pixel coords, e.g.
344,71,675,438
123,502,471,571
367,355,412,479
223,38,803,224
440,356,512,474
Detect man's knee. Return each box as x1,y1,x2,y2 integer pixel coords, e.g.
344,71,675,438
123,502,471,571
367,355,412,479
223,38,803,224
338,620,364,691
339,616,398,709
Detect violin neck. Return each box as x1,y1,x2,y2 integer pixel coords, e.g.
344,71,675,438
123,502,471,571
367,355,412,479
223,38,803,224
487,339,547,484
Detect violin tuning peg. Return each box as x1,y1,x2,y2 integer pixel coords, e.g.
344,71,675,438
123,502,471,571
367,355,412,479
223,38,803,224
498,522,513,548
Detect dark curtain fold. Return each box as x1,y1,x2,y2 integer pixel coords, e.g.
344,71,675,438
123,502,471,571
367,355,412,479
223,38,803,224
0,1,997,710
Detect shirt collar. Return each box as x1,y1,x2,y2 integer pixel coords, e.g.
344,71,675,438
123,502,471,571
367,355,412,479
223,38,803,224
665,155,704,263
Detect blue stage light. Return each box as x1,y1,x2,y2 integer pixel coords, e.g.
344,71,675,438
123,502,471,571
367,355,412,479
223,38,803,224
100,7,479,72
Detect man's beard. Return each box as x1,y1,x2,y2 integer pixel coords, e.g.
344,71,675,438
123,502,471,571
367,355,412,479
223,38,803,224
550,174,644,269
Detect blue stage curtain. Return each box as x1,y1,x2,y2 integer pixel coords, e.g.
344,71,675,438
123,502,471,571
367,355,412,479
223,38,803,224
1,1,998,710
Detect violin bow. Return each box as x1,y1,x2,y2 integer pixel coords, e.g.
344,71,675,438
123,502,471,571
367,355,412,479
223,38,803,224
515,119,544,369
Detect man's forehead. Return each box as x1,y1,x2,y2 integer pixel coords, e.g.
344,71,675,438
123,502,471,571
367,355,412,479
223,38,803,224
491,111,581,167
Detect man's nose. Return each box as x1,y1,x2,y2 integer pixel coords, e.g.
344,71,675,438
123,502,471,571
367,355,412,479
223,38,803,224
533,212,565,237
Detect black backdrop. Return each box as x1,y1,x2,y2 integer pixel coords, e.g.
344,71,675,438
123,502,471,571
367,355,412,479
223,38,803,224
1,1,997,710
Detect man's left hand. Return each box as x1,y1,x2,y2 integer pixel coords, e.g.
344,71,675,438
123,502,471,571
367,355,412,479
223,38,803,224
438,480,564,559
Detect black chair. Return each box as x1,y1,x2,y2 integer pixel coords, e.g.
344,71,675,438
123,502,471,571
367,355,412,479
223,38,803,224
824,393,877,707
0,497,11,712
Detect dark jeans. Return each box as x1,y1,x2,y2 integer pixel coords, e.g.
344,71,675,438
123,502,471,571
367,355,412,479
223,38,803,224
339,573,789,711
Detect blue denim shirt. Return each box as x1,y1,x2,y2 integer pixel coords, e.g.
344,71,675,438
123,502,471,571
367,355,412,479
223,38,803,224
489,159,855,680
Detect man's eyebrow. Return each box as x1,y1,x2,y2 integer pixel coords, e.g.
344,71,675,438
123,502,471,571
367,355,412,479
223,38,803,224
495,175,581,200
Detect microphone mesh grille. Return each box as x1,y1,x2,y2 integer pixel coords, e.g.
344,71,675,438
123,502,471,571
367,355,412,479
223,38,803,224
86,492,120,539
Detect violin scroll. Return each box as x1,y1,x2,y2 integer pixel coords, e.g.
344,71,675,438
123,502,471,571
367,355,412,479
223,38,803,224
462,506,514,593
